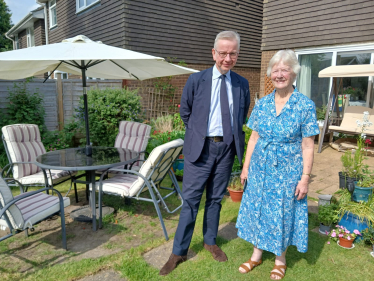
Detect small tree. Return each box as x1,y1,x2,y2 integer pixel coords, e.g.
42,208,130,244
0,0,13,52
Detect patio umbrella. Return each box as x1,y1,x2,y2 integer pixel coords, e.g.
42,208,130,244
0,35,198,154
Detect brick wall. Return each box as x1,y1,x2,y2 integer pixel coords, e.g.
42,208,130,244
34,19,46,46
259,50,277,98
18,30,27,49
124,64,260,120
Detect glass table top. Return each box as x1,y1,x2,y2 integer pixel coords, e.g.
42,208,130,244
35,146,139,171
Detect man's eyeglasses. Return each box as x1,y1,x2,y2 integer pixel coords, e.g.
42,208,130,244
214,49,239,59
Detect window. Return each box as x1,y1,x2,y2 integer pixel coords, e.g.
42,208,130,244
49,0,57,28
296,43,374,108
26,28,35,47
54,71,68,79
76,0,100,13
15,35,19,49
297,53,333,108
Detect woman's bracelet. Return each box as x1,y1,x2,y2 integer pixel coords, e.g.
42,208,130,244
302,173,311,177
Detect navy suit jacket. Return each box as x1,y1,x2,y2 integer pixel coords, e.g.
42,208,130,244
180,66,250,165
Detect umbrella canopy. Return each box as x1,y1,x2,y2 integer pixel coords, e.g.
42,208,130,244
0,35,198,153
0,35,197,80
319,64,374,78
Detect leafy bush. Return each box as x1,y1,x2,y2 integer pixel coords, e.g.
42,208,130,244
232,125,253,173
42,120,78,151
362,227,374,246
341,137,365,178
0,79,46,168
75,87,143,146
316,105,327,121
146,130,185,154
173,113,185,131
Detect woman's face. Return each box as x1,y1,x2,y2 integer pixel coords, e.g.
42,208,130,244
270,61,296,91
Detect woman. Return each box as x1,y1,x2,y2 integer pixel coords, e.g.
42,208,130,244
236,50,320,280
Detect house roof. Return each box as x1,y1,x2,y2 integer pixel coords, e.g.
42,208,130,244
6,6,44,38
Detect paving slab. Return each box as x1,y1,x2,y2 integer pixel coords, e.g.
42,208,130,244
143,239,198,270
218,222,238,240
307,199,318,214
77,270,126,281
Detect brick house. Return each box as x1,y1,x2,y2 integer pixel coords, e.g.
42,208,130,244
260,0,374,111
6,0,264,116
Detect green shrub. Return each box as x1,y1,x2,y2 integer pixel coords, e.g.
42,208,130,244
42,120,79,151
173,113,185,131
232,125,252,173
151,115,173,133
0,78,46,168
175,169,184,176
75,87,143,146
146,130,185,154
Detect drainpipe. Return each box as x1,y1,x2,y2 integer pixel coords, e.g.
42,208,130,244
36,0,49,45
5,32,15,50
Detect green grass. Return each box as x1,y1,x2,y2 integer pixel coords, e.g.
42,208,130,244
1,175,374,281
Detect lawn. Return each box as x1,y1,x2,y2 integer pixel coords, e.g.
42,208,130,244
1,175,374,281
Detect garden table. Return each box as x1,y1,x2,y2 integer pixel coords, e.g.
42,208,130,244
35,146,139,231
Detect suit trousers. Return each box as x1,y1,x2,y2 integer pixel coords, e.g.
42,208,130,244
172,138,236,256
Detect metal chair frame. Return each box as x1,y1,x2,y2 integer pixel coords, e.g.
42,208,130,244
0,178,67,250
97,145,184,240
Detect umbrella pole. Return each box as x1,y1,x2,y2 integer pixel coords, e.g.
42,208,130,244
81,63,92,156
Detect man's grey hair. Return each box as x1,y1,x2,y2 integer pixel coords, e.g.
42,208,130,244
214,31,240,50
267,50,301,77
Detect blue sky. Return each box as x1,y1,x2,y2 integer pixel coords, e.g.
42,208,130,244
5,0,40,25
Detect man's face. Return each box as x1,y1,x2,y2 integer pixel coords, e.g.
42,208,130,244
212,39,239,74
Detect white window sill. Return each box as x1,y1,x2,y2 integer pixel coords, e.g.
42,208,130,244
49,24,57,30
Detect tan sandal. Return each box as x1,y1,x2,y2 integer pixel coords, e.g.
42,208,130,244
238,259,262,274
270,264,287,280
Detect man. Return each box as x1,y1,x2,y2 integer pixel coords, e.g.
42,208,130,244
159,30,251,276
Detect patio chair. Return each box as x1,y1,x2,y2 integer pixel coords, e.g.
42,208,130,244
94,139,184,240
0,177,69,250
102,121,152,174
1,124,79,202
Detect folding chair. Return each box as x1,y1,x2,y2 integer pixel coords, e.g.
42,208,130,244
94,139,184,240
1,124,79,202
0,177,69,250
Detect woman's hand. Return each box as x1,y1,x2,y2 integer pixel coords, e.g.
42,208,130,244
295,178,309,200
240,169,248,185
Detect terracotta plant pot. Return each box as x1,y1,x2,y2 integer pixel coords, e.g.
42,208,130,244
339,237,354,248
228,188,243,202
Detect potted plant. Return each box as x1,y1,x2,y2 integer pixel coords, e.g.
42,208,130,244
318,203,339,234
362,227,374,253
175,168,183,181
328,225,362,248
316,105,327,127
227,176,244,203
340,137,365,190
353,175,374,203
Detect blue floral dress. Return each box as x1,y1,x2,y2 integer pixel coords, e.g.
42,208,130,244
236,88,320,256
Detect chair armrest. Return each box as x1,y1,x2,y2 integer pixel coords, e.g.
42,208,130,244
3,178,26,193
0,187,65,218
129,159,146,170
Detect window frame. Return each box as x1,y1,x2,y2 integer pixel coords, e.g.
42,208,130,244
15,35,19,49
49,0,57,28
26,28,35,48
295,43,374,108
54,70,68,80
76,0,100,14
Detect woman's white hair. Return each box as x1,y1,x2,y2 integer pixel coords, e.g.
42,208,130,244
214,31,240,50
266,50,300,77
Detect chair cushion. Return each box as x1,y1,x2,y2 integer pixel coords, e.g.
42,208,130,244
94,139,184,197
18,170,77,185
93,174,139,197
2,124,46,179
114,121,151,167
14,192,70,230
